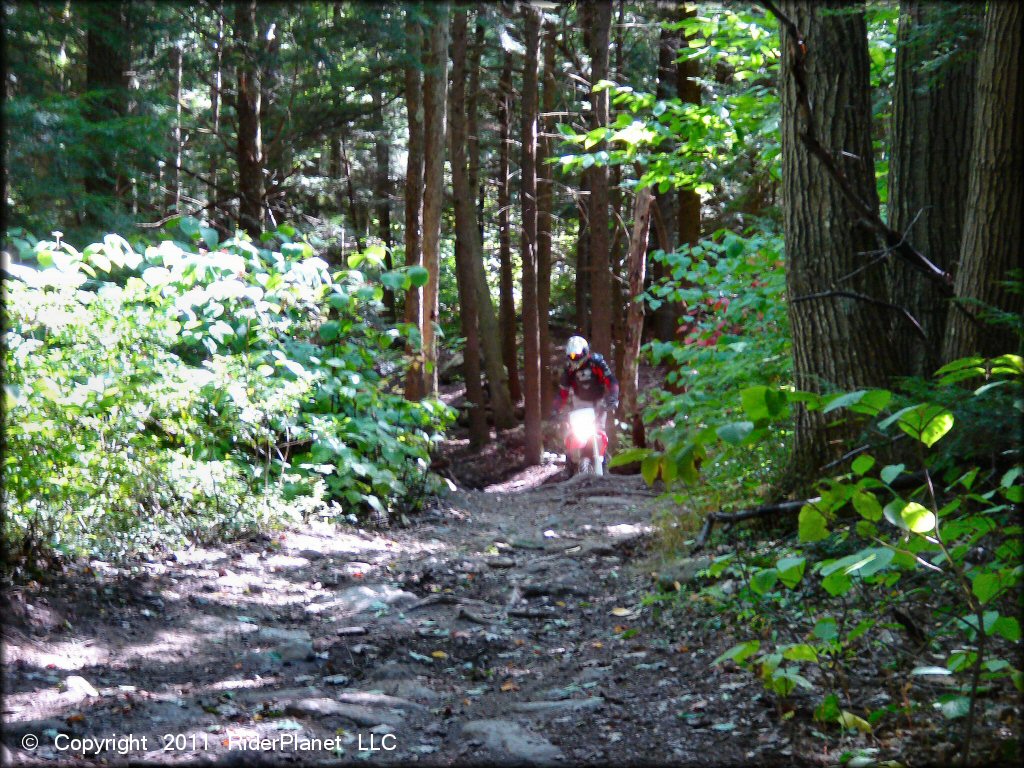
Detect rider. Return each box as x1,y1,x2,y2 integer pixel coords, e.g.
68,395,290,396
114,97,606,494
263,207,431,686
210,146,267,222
551,335,619,425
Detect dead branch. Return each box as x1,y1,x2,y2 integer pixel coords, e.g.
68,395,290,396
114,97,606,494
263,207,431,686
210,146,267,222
791,290,927,340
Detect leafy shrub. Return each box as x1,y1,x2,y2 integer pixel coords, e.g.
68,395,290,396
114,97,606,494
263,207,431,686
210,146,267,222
2,222,453,576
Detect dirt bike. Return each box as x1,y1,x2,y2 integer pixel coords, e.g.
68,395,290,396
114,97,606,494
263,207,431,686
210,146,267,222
563,404,609,477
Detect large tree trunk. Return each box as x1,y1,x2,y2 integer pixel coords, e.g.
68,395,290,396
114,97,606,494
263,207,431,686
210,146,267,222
372,90,397,320
403,13,426,401
520,5,543,465
537,20,557,415
82,0,127,224
497,53,522,403
588,2,613,360
467,13,516,429
420,3,449,398
167,42,182,212
942,1,1024,362
889,1,980,376
780,1,900,488
235,0,264,239
208,6,224,223
575,171,591,336
620,186,655,427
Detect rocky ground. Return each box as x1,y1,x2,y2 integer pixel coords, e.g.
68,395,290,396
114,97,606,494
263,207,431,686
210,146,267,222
0,446,835,768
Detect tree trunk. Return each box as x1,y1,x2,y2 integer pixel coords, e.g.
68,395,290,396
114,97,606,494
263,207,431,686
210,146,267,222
538,20,557,415
82,0,127,223
520,5,543,465
420,2,449,398
889,1,980,376
780,1,900,488
620,186,655,427
467,13,516,429
497,53,522,403
372,90,396,320
575,171,591,336
588,1,613,360
208,6,224,223
942,1,1023,362
450,10,489,446
403,13,426,401
167,43,182,212
340,127,366,252
676,3,701,258
235,0,264,239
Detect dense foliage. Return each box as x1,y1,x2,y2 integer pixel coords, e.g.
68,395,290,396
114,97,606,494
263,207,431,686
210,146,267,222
2,222,452,576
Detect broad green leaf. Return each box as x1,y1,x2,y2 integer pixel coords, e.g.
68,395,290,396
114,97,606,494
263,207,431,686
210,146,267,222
798,504,829,542
320,320,341,341
880,463,905,485
900,501,935,533
716,420,754,445
972,571,1003,605
814,694,841,723
776,556,806,588
200,226,220,249
608,447,652,467
712,639,760,666
851,454,876,476
896,404,954,447
822,570,852,596
937,696,971,720
641,454,660,486
851,490,882,521
812,617,838,641
408,265,429,287
837,711,872,733
781,643,818,662
749,567,779,595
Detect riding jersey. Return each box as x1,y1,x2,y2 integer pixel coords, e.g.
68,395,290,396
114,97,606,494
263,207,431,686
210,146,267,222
556,353,619,409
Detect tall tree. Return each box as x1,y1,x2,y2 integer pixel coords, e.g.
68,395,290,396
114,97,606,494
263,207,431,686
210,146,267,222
889,1,980,376
537,20,557,414
449,10,489,446
208,6,224,225
942,0,1023,362
372,89,397,320
588,2,613,359
81,0,128,226
619,185,655,430
779,0,900,486
235,0,264,238
520,5,543,465
497,52,522,403
403,13,426,401
420,2,449,398
467,13,516,430
166,42,182,212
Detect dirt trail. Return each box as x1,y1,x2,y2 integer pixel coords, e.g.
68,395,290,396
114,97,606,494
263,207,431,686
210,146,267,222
3,467,801,767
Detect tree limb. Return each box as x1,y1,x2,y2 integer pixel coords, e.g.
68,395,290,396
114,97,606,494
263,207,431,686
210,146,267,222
791,290,927,340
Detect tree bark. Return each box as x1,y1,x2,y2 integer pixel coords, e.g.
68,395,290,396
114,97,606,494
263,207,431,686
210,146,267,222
372,90,397,320
235,0,264,239
520,5,543,465
467,13,516,429
620,186,655,427
82,0,127,221
403,13,426,401
167,43,182,212
497,52,522,403
588,1,613,360
538,20,557,415
420,2,449,398
575,171,591,336
208,6,224,224
779,1,900,488
942,0,1024,362
450,10,489,446
889,1,980,376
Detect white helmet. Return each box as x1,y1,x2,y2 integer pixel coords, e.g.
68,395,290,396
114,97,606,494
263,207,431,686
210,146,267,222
566,336,589,369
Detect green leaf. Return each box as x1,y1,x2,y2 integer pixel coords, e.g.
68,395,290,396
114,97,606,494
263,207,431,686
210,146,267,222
814,694,841,723
851,455,875,476
608,447,652,467
812,617,838,641
716,420,754,445
781,643,818,663
380,270,408,291
990,615,1020,642
320,320,341,341
937,696,971,720
822,570,852,596
712,639,760,666
896,404,954,448
749,567,779,595
972,572,1003,605
852,490,883,521
776,556,806,588
407,265,429,287
880,463,905,485
179,216,202,240
798,504,829,542
200,226,220,249
641,454,660,486
900,501,936,533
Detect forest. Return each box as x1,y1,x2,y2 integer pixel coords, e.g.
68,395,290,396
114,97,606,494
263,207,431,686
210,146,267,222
2,1,1021,766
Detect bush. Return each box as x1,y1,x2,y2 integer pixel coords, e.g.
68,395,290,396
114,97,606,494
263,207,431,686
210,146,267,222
2,222,453,576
